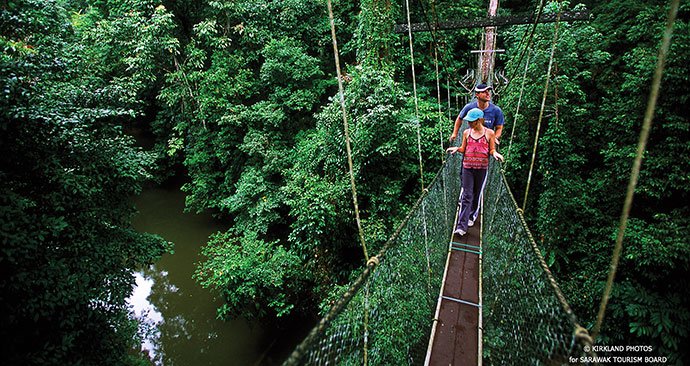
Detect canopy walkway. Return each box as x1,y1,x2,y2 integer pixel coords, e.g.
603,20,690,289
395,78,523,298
280,0,680,362
283,152,592,365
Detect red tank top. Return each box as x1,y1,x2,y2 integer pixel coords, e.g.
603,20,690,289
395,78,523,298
463,129,489,169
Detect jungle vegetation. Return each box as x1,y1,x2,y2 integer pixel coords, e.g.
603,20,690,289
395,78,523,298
1,0,688,364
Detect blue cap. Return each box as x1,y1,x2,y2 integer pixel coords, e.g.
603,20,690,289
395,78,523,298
464,108,484,122
475,83,492,92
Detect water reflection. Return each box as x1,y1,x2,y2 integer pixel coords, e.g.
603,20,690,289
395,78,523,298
126,185,270,365
127,272,163,364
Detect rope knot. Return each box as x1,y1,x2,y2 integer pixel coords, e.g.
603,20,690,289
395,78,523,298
516,208,524,215
575,325,594,348
366,256,380,267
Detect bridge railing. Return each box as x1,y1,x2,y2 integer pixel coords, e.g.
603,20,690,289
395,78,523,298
283,153,463,365
482,160,592,364
284,152,593,365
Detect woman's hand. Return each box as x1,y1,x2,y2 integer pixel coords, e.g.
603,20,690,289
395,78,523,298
446,146,460,154
493,151,504,162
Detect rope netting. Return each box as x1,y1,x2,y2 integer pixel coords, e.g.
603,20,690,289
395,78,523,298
284,153,595,365
482,160,592,364
284,153,463,366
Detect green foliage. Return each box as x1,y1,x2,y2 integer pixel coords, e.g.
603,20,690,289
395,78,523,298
283,66,423,279
609,283,689,364
1,0,174,364
175,0,452,323
195,230,304,319
7,0,686,363
500,0,690,361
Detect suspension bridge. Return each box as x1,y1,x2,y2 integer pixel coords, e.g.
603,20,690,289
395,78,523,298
279,0,680,363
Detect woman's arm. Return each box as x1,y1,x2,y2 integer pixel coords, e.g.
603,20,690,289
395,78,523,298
446,130,469,154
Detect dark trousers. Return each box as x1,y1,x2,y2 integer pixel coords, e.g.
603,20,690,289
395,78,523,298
456,167,488,232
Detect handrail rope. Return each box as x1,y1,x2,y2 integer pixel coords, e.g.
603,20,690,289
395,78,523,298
496,163,594,348
282,158,454,366
405,0,425,192
591,0,680,341
522,7,562,211
505,51,531,163
326,0,369,261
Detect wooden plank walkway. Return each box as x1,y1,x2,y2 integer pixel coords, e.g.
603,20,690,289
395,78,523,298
425,221,481,366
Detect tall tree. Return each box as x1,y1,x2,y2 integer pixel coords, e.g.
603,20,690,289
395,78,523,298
1,1,175,364
501,1,689,361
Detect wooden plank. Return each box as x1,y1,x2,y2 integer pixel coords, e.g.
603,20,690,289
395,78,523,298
427,222,482,365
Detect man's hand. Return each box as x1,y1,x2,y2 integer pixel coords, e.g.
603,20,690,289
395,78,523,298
449,133,457,142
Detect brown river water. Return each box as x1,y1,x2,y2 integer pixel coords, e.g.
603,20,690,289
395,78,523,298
127,182,311,365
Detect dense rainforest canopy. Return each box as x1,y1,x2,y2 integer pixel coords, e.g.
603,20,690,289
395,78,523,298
1,0,688,364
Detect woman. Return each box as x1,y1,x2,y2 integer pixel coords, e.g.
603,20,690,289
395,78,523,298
446,108,504,236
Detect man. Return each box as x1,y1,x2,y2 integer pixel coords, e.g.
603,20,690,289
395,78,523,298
449,83,504,144
448,83,505,231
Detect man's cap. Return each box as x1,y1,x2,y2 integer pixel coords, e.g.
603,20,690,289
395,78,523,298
475,83,492,92
464,108,484,122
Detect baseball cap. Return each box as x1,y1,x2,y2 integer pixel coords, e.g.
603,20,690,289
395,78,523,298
474,83,492,92
464,108,484,122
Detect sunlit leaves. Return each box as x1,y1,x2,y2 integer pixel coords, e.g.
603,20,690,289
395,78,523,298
195,230,303,319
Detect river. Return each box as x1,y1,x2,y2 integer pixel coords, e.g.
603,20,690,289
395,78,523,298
127,179,310,365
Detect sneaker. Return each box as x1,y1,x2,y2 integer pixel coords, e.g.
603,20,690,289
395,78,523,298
453,228,467,236
468,219,475,227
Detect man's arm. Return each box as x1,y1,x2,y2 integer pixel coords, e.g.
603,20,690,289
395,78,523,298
494,107,505,142
450,104,471,142
449,115,462,141
494,124,503,141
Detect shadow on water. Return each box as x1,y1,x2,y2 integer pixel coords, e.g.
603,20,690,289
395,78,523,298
127,176,314,366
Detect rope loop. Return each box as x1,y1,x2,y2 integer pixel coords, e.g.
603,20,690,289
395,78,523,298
575,325,594,346
366,256,380,267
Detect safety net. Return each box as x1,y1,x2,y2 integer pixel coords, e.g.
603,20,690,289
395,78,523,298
481,160,591,364
283,152,463,365
283,153,592,365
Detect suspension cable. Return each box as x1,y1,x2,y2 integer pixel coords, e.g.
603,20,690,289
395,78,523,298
522,8,561,211
591,0,680,341
505,51,531,163
435,46,445,162
506,0,547,80
405,0,425,192
326,0,369,261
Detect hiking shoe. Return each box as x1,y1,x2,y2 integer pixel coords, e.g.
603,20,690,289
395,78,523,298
453,228,467,236
468,219,475,227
